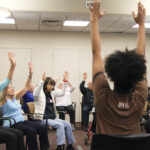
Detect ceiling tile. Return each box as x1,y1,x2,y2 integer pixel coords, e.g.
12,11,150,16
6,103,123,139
62,26,83,32
106,16,135,32
13,12,39,30
0,24,16,30
40,25,62,31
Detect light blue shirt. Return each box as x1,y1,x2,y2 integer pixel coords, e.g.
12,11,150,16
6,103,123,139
0,98,24,127
0,77,10,92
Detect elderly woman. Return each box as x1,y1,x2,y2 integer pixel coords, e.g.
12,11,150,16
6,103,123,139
33,72,75,150
0,62,49,150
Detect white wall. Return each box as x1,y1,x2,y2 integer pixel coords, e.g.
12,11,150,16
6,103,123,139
0,30,150,122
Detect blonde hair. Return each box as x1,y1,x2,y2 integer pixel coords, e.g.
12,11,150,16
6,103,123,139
0,87,7,106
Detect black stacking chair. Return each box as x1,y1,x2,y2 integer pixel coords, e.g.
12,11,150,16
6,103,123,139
91,134,150,150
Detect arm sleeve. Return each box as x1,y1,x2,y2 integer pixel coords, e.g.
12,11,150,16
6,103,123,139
53,82,67,97
70,86,75,93
93,72,110,103
133,80,148,109
33,80,44,101
0,77,10,92
79,81,86,95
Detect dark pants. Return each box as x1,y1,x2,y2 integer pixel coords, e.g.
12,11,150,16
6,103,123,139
56,105,75,124
82,104,92,128
0,126,24,150
11,120,49,150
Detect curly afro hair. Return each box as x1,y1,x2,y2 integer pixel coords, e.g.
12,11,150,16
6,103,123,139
104,49,146,94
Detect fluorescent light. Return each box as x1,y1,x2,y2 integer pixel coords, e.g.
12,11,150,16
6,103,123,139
0,9,11,18
63,21,89,27
132,23,150,28
0,18,15,24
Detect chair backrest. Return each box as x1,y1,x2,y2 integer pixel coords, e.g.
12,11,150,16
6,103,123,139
72,102,76,111
27,102,35,113
142,101,149,120
20,97,24,109
91,134,150,150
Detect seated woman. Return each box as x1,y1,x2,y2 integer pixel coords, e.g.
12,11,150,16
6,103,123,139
0,52,24,150
0,62,49,150
22,85,34,114
55,71,75,130
33,72,75,150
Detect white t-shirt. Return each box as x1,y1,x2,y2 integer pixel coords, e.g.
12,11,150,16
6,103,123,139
55,86,75,107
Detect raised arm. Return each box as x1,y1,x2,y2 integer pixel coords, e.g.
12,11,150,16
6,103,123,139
79,72,87,95
15,62,33,99
89,0,105,76
0,52,16,92
68,82,75,93
132,2,146,56
53,71,68,97
33,72,45,99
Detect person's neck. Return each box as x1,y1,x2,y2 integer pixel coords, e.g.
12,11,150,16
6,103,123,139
6,95,14,101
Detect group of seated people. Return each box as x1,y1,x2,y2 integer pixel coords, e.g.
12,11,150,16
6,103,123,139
0,0,150,150
22,71,95,132
0,54,75,150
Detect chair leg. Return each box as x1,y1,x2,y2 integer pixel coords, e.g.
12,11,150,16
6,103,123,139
25,136,28,150
25,140,28,150
63,144,65,150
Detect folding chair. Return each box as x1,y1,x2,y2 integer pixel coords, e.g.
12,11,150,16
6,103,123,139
57,102,76,128
91,134,150,150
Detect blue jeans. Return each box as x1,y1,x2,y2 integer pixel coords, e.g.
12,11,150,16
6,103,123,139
40,118,75,145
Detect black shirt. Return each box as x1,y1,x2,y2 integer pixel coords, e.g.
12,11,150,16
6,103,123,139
80,81,94,109
43,91,56,119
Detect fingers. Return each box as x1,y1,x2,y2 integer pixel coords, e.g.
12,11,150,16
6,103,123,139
42,72,46,81
143,8,146,15
132,11,136,18
88,3,93,11
101,9,106,16
8,52,15,59
28,62,33,74
138,2,146,15
138,2,141,13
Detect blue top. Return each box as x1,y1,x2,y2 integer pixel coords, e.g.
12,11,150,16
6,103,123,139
0,98,24,127
0,77,10,92
22,91,34,112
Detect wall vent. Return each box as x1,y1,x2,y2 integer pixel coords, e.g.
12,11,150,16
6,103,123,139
42,20,62,26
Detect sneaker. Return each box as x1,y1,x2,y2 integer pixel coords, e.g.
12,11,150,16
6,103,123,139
72,126,76,131
66,144,75,150
56,145,63,150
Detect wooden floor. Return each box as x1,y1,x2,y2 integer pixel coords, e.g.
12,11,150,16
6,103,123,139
0,124,92,150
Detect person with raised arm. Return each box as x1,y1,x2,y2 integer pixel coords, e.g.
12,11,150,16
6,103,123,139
55,71,76,131
89,0,147,134
0,52,16,93
0,62,49,150
79,72,94,131
0,53,25,150
33,72,75,150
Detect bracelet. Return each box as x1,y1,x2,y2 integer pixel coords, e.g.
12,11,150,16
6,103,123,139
63,79,68,82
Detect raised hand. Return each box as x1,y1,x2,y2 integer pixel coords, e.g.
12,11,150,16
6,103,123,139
55,76,60,83
8,52,16,67
28,62,33,76
83,72,87,80
63,71,69,81
132,2,146,25
88,0,105,20
42,72,46,81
